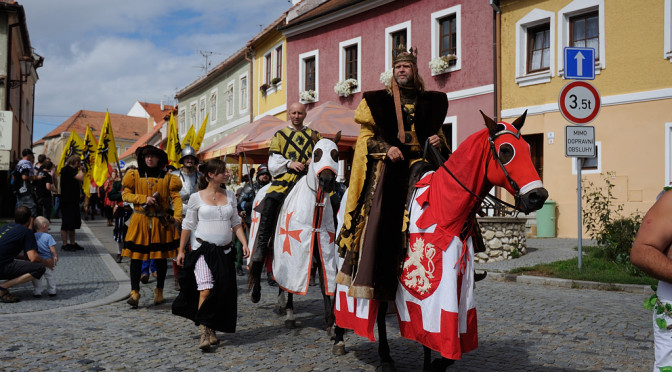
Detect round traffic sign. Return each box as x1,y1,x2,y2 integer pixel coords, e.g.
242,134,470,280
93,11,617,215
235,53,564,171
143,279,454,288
558,81,601,125
119,160,126,169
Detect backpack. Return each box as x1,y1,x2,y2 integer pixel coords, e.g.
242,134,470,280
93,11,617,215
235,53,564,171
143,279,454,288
10,167,23,196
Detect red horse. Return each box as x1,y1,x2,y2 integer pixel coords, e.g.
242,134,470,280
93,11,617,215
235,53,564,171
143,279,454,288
334,111,548,371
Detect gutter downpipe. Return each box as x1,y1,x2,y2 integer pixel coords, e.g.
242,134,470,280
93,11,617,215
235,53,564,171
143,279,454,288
241,46,254,181
490,0,502,206
490,0,501,122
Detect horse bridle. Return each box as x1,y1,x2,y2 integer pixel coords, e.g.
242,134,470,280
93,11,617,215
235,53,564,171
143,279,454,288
424,129,524,213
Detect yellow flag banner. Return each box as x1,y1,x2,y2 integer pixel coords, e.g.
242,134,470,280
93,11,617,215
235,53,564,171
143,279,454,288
166,112,181,168
81,124,98,197
192,113,208,151
56,131,85,175
182,125,195,148
92,110,119,186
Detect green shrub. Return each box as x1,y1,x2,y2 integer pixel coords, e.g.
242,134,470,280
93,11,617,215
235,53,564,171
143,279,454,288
582,173,643,276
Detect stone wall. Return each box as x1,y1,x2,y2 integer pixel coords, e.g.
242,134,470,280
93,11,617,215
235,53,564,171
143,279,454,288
475,216,527,263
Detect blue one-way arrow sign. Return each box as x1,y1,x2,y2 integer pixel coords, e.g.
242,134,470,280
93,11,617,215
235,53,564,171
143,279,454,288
564,47,595,80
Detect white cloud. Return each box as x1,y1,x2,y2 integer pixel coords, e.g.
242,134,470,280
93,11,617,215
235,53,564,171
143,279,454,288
22,0,292,141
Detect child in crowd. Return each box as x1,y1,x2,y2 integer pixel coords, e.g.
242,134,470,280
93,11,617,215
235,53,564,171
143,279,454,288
32,216,58,297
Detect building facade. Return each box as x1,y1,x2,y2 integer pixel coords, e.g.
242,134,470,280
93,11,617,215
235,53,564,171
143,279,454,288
176,48,251,150
249,15,287,122
499,0,672,237
282,0,496,149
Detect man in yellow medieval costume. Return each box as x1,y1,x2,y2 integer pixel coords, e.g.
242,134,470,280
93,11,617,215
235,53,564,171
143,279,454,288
248,102,321,303
122,145,183,308
336,45,449,301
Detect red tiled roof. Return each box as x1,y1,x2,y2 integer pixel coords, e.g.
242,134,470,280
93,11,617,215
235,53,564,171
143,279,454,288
137,102,175,124
119,120,165,159
34,110,148,145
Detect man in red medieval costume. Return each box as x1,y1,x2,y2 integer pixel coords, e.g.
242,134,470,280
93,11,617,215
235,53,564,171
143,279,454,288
336,45,449,302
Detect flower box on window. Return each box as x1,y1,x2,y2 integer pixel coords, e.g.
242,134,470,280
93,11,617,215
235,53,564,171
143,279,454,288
429,55,457,75
259,83,270,97
271,77,282,86
333,78,358,97
379,69,393,87
299,90,316,102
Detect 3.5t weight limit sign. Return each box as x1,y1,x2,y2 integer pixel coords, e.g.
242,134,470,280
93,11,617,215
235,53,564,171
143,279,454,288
559,81,601,125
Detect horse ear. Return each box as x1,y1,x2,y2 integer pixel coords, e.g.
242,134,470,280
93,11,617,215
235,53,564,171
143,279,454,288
511,110,528,131
333,131,341,145
311,131,319,144
480,110,498,135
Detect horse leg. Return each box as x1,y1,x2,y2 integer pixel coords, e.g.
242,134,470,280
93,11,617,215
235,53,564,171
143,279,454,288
377,301,396,372
275,287,287,316
284,292,296,329
422,346,455,371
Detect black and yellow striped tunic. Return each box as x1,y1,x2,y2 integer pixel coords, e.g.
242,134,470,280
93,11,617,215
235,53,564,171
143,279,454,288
266,126,322,200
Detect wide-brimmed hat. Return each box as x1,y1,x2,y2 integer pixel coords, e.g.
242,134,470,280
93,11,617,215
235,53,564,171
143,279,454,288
135,145,168,168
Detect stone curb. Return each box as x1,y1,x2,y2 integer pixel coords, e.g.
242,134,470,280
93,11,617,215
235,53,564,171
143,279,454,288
485,271,653,295
0,222,130,319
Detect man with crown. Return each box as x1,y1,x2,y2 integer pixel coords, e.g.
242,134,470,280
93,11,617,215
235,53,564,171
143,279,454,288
336,45,450,302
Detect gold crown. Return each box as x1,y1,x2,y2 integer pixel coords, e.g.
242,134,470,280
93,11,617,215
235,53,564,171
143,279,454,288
392,44,417,65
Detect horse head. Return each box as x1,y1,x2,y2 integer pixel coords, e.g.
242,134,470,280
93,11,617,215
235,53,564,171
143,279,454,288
309,134,340,194
480,110,548,213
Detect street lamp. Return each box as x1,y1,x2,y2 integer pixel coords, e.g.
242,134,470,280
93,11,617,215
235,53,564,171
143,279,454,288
9,55,33,88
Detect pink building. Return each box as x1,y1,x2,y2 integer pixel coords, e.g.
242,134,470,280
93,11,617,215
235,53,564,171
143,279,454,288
281,0,495,147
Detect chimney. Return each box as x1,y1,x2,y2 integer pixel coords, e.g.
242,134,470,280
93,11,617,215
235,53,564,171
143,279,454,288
160,99,164,111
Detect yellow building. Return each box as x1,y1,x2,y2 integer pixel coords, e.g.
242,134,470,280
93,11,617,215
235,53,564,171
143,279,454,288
249,15,287,122
498,0,672,237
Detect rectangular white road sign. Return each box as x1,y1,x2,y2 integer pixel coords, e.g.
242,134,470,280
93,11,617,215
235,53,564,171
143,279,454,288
565,125,595,157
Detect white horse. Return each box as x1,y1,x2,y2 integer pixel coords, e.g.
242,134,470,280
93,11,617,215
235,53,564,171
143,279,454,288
248,136,342,330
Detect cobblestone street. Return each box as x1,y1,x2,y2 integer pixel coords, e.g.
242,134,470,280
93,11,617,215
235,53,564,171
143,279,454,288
0,219,654,371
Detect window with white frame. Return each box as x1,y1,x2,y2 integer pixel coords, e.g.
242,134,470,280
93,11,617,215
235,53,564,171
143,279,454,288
264,53,272,85
179,109,186,133
210,90,217,122
385,21,412,71
189,102,197,127
199,97,206,123
571,141,601,175
515,9,555,86
226,82,234,119
239,74,248,112
558,0,605,76
339,37,361,94
443,115,457,151
299,50,319,103
431,6,461,75
275,45,283,83
666,0,672,61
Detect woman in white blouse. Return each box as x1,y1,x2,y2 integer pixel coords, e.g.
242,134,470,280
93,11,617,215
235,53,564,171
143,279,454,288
175,159,249,351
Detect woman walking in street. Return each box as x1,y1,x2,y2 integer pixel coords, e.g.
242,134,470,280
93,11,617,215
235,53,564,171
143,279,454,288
173,159,249,351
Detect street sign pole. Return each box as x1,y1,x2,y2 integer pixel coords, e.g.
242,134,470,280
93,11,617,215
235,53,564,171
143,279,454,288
577,158,583,270
560,76,600,270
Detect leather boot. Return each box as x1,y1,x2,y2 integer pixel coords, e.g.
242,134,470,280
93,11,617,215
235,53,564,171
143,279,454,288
199,325,211,351
248,261,263,303
208,327,219,345
127,290,140,308
154,288,164,305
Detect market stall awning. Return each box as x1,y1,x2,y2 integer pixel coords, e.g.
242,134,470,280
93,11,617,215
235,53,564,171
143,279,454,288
236,101,360,161
199,116,284,160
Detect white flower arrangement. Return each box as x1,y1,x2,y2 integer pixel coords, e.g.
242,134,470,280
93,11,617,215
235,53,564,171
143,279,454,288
429,55,456,75
379,69,393,86
299,90,316,102
333,78,358,97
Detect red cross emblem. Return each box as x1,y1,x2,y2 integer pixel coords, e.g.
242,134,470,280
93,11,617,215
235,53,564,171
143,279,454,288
279,211,302,255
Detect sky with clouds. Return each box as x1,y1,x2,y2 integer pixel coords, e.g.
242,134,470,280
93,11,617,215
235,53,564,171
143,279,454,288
22,0,293,142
